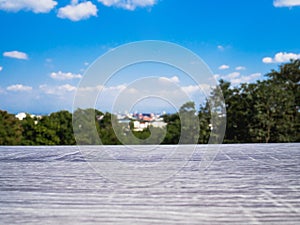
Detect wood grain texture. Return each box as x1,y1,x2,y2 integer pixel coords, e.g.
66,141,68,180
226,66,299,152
0,144,299,224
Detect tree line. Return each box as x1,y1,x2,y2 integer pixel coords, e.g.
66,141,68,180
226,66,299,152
0,60,299,145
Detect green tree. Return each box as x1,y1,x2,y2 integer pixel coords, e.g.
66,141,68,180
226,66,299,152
179,101,199,144
0,110,23,145
206,83,227,144
34,116,60,145
49,111,75,145
265,59,299,142
73,108,101,145
198,102,211,144
162,113,180,144
221,81,257,143
21,114,38,145
21,111,76,145
97,112,121,145
250,80,296,143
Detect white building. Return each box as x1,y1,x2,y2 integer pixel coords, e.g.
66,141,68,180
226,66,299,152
15,112,42,124
151,121,167,129
15,112,27,120
133,121,149,131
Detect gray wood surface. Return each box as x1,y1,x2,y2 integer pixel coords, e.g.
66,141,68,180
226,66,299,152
0,144,299,224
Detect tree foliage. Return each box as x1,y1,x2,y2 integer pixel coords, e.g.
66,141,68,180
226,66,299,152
220,59,299,143
0,110,23,145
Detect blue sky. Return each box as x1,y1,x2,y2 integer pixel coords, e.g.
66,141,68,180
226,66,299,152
0,0,300,114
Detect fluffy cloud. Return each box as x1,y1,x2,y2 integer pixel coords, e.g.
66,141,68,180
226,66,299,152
226,72,240,79
235,66,246,71
3,50,28,60
0,66,2,72
57,1,97,21
77,85,104,92
50,71,82,80
158,76,180,83
218,72,261,86
262,52,300,64
7,84,32,92
98,0,156,10
40,83,126,96
218,64,229,70
230,73,261,85
104,84,126,91
262,57,273,64
181,85,199,94
181,85,207,96
180,84,211,104
39,84,76,95
58,84,77,92
0,0,57,13
76,84,128,93
273,0,300,7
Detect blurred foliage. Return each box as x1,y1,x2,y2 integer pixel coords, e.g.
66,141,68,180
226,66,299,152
0,110,22,145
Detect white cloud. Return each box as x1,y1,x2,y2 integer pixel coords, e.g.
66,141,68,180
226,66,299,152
219,72,261,85
77,85,104,92
217,45,224,51
39,84,76,95
226,72,240,79
218,64,229,70
98,0,156,10
262,52,300,64
262,57,273,64
76,83,127,110
213,74,220,80
181,85,200,95
274,52,300,62
3,50,28,60
50,71,82,80
170,76,180,83
273,0,300,7
77,84,127,93
0,66,2,72
59,84,77,92
235,66,246,71
57,1,97,21
230,73,261,85
180,84,211,103
158,76,180,83
40,83,126,96
0,0,57,13
7,84,32,92
104,84,126,91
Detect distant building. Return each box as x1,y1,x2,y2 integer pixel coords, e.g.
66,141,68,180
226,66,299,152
15,112,27,120
15,112,42,124
151,121,167,129
133,121,149,131
118,112,167,131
